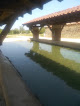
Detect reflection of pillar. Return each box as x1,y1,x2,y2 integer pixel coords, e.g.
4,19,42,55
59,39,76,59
29,27,39,40
32,42,39,51
0,16,16,45
51,45,65,62
52,46,61,57
48,25,64,41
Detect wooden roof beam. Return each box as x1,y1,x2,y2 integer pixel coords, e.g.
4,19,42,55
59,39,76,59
0,9,15,13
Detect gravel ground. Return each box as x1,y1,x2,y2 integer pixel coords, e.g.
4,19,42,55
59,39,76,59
3,36,80,43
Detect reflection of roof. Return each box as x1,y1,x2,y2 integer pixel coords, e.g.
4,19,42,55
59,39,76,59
23,5,80,26
0,0,51,25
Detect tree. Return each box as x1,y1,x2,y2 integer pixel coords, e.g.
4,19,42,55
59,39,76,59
26,30,30,34
39,27,45,34
0,29,2,33
13,28,19,34
8,30,13,35
19,26,26,34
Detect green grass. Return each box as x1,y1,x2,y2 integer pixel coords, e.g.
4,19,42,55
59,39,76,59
6,33,33,38
6,33,44,38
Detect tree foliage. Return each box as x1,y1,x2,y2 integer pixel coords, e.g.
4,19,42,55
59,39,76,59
19,26,26,34
39,27,45,34
8,26,29,35
26,30,30,34
0,29,2,33
13,28,20,34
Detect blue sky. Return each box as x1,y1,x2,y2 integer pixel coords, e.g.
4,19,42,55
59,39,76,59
1,0,80,30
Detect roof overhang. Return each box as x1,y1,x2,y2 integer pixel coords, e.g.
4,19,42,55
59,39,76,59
23,5,80,27
0,0,52,26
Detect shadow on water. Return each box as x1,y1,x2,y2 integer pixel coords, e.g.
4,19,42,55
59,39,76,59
25,42,80,91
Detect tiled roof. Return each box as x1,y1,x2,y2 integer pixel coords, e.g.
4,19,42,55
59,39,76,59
23,5,80,26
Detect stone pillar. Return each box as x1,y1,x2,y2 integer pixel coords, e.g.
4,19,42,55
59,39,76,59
48,25,64,41
29,27,39,40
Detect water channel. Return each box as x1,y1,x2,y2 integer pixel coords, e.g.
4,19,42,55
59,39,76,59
1,40,80,106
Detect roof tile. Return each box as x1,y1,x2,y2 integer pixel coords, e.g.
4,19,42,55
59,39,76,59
23,5,80,25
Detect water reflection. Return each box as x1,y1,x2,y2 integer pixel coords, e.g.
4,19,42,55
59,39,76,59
25,42,80,90
61,48,80,63
1,41,80,106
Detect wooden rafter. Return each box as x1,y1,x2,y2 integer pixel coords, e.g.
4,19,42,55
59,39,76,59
0,0,51,25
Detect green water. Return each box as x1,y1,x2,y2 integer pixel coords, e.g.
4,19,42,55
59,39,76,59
1,41,80,106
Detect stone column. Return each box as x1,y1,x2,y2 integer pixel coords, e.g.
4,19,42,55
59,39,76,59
48,25,64,41
29,27,40,40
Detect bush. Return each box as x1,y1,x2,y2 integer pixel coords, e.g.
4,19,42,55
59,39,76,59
13,28,20,34
0,29,2,33
39,27,45,34
26,30,30,34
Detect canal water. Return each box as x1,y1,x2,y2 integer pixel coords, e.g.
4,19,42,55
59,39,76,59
0,41,80,106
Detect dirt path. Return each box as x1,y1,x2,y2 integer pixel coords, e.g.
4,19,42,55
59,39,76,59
3,36,80,43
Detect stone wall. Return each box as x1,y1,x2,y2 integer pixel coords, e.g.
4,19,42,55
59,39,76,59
45,24,80,38
45,27,52,37
61,24,80,38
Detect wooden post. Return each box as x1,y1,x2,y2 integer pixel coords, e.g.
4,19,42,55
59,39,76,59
0,16,16,45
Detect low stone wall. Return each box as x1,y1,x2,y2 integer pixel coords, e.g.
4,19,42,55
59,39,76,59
0,51,41,106
31,38,80,50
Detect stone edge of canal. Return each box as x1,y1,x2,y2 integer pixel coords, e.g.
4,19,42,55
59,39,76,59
0,50,41,106
31,38,80,50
